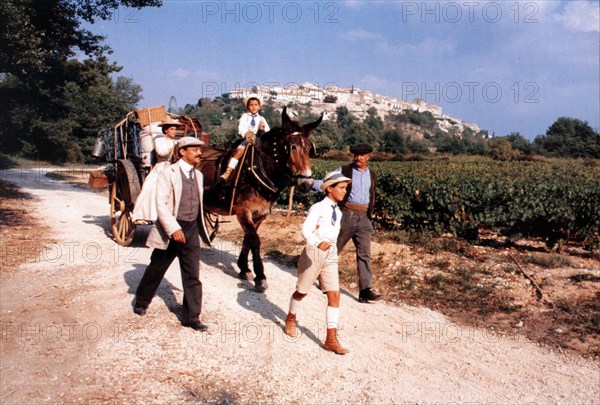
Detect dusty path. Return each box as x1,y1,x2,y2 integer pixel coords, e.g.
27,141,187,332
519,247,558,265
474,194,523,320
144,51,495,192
1,168,599,403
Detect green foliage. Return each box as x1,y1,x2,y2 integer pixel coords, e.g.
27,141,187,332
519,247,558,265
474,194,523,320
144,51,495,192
382,129,407,155
534,117,600,158
387,109,437,130
1,58,142,161
486,137,521,161
506,132,532,155
0,0,160,162
335,106,354,129
285,159,600,250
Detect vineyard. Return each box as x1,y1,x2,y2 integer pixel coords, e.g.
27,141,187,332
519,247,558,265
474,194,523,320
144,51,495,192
285,159,600,253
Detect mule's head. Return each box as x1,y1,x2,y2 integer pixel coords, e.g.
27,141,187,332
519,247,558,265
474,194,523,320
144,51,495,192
278,107,322,192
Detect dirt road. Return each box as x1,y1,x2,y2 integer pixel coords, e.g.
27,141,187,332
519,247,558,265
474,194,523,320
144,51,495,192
1,167,599,403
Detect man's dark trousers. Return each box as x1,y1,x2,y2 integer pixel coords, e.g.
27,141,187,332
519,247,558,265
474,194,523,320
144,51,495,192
337,211,374,290
135,220,202,324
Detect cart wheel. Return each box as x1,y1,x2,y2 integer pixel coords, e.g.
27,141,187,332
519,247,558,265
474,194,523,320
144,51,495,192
110,159,141,246
204,211,220,242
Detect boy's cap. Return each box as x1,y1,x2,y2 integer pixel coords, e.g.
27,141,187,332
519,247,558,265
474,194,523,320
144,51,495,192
177,137,204,148
243,95,262,108
350,143,373,154
320,170,352,192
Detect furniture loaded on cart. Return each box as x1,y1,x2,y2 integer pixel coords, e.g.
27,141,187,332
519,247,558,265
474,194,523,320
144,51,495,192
93,105,219,246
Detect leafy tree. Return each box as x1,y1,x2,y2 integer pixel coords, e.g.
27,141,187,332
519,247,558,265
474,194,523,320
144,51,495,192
534,117,600,158
335,106,355,129
462,129,486,155
433,135,466,155
388,109,437,130
364,107,383,132
0,0,161,161
1,57,142,161
312,121,342,153
0,0,160,81
486,137,521,161
341,122,378,150
506,132,532,155
381,129,407,155
405,138,430,154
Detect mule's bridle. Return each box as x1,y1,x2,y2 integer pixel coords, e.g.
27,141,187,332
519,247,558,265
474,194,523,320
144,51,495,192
283,131,315,180
259,131,315,181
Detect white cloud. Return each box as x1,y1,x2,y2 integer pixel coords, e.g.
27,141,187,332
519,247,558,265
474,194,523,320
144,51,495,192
340,29,380,41
340,0,364,9
555,1,600,33
377,37,456,56
358,74,388,90
171,68,191,78
170,68,221,81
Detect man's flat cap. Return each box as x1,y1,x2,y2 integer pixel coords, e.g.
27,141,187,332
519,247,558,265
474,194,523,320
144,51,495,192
177,137,204,148
350,143,373,154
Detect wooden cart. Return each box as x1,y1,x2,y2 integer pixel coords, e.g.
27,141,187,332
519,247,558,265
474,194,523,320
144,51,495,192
96,106,219,246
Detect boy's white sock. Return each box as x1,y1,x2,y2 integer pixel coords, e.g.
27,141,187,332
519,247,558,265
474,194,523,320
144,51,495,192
326,306,339,329
227,158,239,169
289,296,301,315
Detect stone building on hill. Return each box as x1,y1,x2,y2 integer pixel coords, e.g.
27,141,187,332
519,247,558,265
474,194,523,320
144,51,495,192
227,83,480,135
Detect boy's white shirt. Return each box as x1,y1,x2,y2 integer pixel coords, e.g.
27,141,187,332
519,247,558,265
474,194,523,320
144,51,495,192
302,196,342,247
238,112,270,137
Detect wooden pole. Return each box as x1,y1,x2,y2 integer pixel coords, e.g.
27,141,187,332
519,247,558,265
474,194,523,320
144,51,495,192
287,186,295,217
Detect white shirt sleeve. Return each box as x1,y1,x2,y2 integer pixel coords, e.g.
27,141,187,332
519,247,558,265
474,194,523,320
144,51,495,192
153,135,175,160
238,113,270,138
302,203,322,247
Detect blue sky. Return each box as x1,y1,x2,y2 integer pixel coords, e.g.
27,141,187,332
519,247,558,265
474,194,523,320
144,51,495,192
89,1,599,139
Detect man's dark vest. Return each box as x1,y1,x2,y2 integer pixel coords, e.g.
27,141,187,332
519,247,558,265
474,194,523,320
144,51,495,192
177,169,200,222
340,164,377,219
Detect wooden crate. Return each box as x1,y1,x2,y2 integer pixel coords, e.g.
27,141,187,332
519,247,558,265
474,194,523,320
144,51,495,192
88,170,108,189
135,105,167,127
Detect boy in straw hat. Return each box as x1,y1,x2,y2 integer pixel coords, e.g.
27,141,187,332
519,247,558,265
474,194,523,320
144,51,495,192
284,170,352,355
220,96,271,182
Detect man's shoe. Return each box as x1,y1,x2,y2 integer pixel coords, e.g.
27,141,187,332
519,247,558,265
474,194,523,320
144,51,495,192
358,288,382,303
182,321,208,332
219,167,234,182
255,279,269,292
133,305,147,316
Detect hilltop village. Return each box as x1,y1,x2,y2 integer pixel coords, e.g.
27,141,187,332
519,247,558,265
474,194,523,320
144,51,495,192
227,83,481,136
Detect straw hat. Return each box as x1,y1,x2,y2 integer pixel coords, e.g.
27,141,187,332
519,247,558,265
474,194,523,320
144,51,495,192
320,170,352,192
157,117,183,127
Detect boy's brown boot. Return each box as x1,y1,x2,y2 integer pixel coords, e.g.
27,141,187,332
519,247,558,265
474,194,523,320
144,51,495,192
284,313,297,337
323,328,349,355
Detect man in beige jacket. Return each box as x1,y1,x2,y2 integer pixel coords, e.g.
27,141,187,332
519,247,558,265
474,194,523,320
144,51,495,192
133,137,212,332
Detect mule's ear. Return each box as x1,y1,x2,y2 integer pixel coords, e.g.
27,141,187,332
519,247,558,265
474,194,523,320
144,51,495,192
302,113,323,136
281,106,294,131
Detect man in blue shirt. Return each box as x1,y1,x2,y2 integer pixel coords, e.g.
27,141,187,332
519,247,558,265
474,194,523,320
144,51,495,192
314,144,383,303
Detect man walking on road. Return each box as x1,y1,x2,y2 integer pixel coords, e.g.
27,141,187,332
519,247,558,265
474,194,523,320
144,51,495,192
337,144,383,303
133,137,212,331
